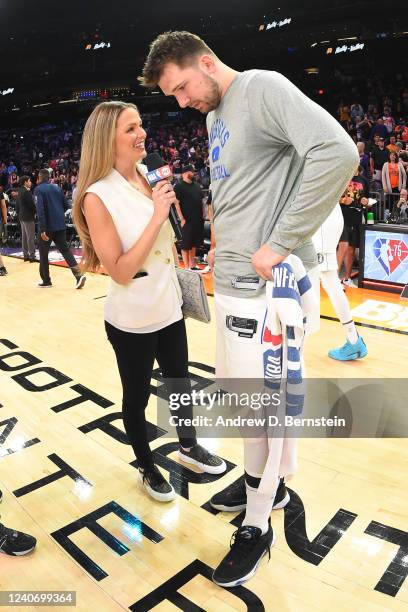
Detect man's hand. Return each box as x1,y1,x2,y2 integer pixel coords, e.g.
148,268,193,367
361,197,369,207
40,232,49,241
341,196,354,205
207,248,216,270
251,244,286,280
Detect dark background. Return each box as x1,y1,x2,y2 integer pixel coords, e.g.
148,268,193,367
0,0,406,126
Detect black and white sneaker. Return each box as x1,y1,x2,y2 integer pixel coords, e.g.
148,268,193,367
37,281,52,288
138,465,175,502
0,522,37,556
75,275,86,289
0,267,8,276
210,476,290,512
212,520,275,587
179,444,226,475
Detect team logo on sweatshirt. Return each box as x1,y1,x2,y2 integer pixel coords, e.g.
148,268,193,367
208,118,231,182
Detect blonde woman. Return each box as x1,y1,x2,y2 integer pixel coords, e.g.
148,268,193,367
73,102,225,502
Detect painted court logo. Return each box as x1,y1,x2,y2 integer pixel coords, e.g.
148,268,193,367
373,237,408,276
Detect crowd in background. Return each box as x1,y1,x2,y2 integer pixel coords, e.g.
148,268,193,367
1,75,408,260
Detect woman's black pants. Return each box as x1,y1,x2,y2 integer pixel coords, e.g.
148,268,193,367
105,318,197,470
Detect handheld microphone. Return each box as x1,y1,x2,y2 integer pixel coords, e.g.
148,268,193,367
145,153,183,241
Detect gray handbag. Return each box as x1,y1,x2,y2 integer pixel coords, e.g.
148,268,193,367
176,268,211,323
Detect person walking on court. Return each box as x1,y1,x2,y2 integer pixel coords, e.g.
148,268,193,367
34,169,86,289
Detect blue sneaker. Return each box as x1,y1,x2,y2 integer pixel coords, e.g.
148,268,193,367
328,336,367,361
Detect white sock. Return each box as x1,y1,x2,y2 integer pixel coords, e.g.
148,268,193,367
342,320,359,344
321,271,358,343
242,482,277,534
242,437,277,534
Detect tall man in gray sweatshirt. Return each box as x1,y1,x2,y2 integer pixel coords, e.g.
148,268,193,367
141,31,359,587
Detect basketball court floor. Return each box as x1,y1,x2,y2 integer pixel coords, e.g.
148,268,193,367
0,255,407,611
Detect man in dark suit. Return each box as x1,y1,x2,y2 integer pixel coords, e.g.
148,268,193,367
16,175,36,262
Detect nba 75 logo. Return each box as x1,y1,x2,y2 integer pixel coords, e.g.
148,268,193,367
373,237,408,275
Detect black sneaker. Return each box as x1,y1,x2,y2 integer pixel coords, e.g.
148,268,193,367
0,267,7,276
37,281,52,288
75,275,86,289
179,444,226,475
138,465,175,502
0,522,37,556
210,476,290,512
212,520,275,587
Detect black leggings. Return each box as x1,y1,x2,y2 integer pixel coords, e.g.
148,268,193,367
105,318,197,470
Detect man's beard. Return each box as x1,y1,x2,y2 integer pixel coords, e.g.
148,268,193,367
198,72,222,112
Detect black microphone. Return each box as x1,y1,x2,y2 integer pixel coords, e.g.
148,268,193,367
145,153,183,241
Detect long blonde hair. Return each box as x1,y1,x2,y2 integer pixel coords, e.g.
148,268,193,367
73,101,139,272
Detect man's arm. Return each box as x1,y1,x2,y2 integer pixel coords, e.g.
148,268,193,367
0,197,6,225
172,184,186,226
248,71,359,259
174,198,185,226
34,188,47,232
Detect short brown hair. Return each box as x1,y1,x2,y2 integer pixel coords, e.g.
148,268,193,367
139,31,216,88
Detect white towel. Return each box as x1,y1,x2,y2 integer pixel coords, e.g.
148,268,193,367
258,254,318,494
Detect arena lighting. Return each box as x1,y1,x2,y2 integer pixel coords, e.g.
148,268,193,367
335,42,364,54
259,17,292,31
11,107,20,111
58,99,77,104
32,102,52,107
85,41,111,51
1,87,14,96
305,67,319,75
337,37,358,41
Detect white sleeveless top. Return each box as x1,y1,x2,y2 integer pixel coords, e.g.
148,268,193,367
86,165,182,333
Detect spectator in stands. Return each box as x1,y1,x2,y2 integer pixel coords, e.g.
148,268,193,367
386,135,398,153
399,150,408,174
0,163,8,190
7,161,18,184
350,101,364,120
338,101,351,130
370,118,389,141
382,151,407,211
34,169,86,289
383,108,396,134
396,188,408,220
356,114,373,142
396,141,404,156
16,175,36,262
357,142,369,177
174,164,205,269
370,138,389,187
395,120,408,142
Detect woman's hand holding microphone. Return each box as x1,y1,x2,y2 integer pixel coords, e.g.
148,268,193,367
151,180,177,225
